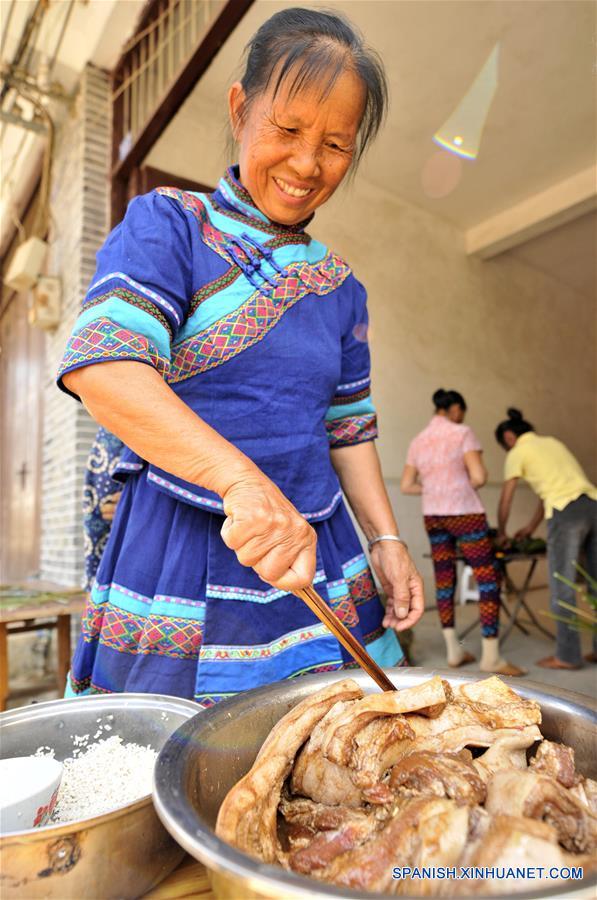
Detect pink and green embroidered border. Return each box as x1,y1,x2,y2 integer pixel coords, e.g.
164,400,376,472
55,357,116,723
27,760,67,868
58,318,170,381
326,412,378,447
82,598,203,659
169,251,350,382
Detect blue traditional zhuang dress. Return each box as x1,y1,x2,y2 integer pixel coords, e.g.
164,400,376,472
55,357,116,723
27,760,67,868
83,427,124,591
58,166,405,706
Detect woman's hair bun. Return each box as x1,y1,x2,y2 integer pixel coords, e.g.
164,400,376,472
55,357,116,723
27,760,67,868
507,408,523,420
432,388,467,412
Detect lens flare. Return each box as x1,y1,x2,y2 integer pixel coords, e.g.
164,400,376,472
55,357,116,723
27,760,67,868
352,323,369,343
421,150,463,199
433,43,500,161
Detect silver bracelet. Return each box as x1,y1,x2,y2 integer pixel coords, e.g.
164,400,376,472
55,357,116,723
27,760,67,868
367,534,407,552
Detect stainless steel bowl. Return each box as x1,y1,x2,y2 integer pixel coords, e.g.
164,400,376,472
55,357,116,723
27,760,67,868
0,693,201,899
153,668,597,900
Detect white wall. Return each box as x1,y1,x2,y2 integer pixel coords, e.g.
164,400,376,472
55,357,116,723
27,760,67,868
310,175,596,586
148,124,595,590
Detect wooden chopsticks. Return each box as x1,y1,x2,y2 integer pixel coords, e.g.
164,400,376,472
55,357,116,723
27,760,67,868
294,584,397,692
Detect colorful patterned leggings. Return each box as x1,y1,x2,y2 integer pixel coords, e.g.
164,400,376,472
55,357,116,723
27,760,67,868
424,513,501,638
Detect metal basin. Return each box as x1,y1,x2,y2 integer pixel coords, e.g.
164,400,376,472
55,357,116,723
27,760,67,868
153,668,597,900
0,693,201,899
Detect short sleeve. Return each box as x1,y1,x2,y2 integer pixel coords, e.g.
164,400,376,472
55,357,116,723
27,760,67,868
57,191,193,397
406,438,418,468
462,426,482,454
504,445,524,481
325,276,378,448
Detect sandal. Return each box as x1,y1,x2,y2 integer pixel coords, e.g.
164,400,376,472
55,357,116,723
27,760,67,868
491,662,527,677
536,655,582,670
448,651,476,668
480,660,527,676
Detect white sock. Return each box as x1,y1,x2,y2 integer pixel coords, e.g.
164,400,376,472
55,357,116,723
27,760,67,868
443,628,468,666
480,637,507,671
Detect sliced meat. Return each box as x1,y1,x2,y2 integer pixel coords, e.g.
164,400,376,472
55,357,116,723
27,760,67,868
530,740,578,788
395,710,543,758
474,731,540,782
292,703,416,805
461,814,566,895
215,678,362,862
454,676,541,728
287,812,382,874
389,751,486,806
413,798,471,868
321,676,448,765
318,798,444,892
362,783,395,805
485,769,597,853
349,715,415,789
279,794,391,829
454,675,541,728
570,778,597,815
290,698,358,804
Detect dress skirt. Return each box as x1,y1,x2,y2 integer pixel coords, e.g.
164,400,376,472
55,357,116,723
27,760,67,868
70,470,404,706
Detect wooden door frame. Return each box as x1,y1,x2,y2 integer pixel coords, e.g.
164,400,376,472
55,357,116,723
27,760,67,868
111,0,255,226
127,164,212,200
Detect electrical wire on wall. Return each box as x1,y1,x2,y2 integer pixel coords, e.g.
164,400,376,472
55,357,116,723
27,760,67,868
1,0,76,245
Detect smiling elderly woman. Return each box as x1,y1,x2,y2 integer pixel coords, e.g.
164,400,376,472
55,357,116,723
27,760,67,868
58,7,424,705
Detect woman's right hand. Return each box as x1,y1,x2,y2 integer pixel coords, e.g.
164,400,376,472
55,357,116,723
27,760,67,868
220,475,317,592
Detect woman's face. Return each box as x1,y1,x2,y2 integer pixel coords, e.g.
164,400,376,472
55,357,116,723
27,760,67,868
228,69,365,225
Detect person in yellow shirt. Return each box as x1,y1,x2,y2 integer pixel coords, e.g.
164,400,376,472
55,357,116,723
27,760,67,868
495,408,597,670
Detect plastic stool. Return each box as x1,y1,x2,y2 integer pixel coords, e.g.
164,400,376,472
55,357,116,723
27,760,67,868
459,564,480,605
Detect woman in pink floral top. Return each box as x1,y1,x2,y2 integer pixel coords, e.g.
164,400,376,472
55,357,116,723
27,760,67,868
401,389,524,676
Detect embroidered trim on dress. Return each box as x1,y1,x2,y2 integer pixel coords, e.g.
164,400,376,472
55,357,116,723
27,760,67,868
326,413,378,447
83,287,174,338
147,470,343,522
189,267,241,315
147,471,224,509
168,252,350,382
82,600,203,659
347,568,378,607
58,318,169,380
337,377,370,391
209,191,311,241
197,623,330,661
156,189,235,263
89,272,181,325
206,569,326,603
331,387,371,405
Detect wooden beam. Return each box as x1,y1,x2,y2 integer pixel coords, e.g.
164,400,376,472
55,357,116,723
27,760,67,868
136,164,213,195
0,110,46,134
466,166,597,258
111,0,254,226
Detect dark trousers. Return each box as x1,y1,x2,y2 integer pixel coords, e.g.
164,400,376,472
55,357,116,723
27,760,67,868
547,494,597,665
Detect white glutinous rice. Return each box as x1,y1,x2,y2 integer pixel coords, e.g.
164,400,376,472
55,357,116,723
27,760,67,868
49,735,157,824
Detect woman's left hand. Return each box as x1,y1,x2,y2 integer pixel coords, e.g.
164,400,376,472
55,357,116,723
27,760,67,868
370,541,425,632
